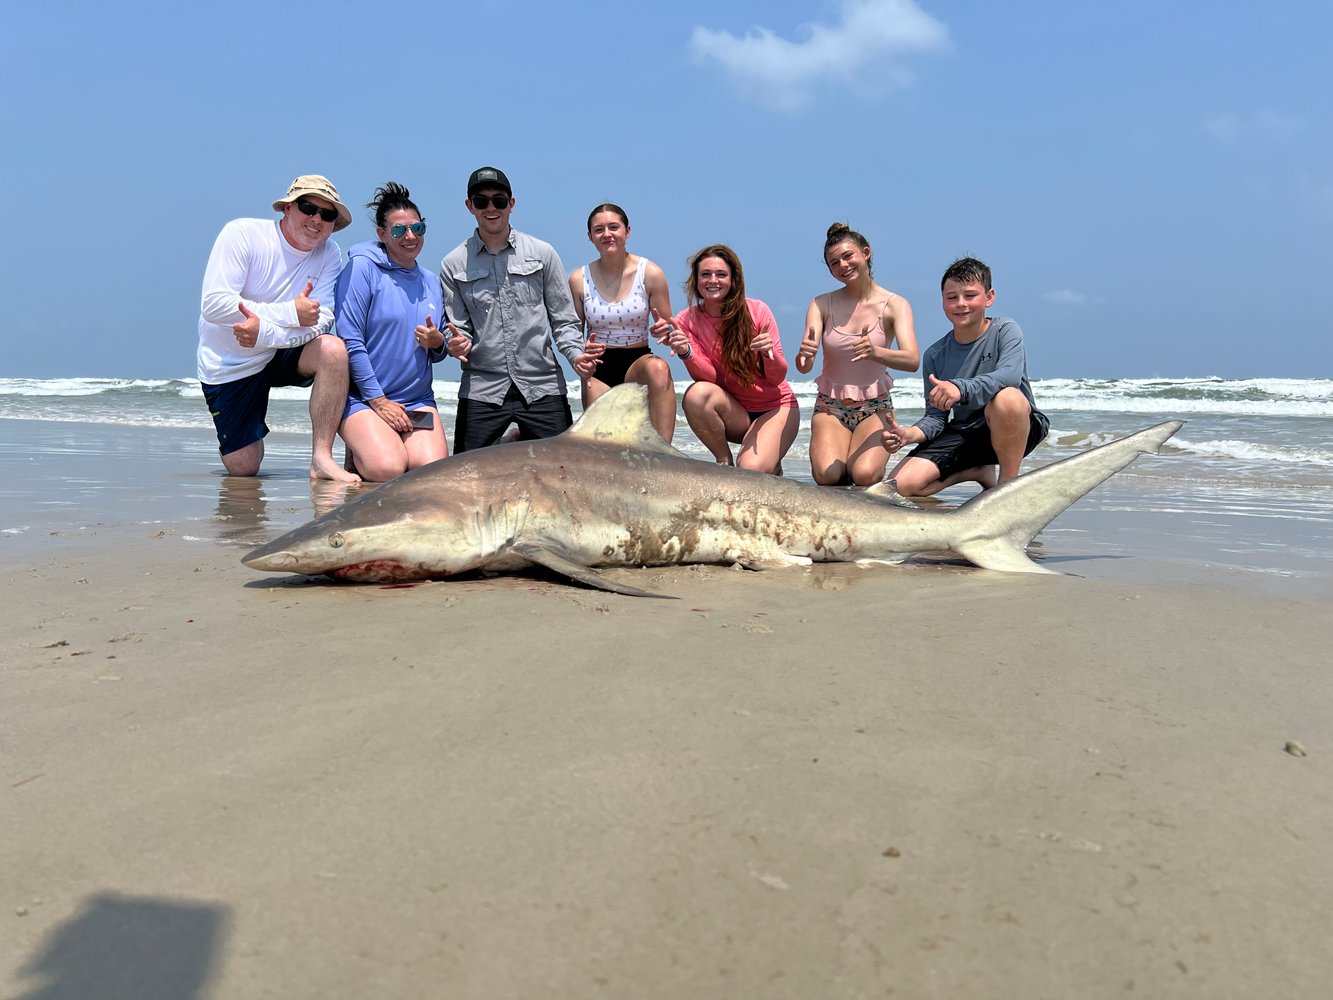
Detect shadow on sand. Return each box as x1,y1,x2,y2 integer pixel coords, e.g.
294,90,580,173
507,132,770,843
13,892,230,1000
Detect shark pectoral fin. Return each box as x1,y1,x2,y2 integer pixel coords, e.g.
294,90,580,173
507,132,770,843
508,540,676,599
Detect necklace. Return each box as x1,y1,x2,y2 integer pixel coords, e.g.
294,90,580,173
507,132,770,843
595,257,626,299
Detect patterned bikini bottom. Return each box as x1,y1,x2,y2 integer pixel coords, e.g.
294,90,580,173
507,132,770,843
813,393,893,432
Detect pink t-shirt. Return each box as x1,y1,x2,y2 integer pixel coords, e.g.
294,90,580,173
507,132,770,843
677,299,797,413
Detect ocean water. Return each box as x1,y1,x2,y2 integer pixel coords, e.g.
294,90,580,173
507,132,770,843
2,376,1331,591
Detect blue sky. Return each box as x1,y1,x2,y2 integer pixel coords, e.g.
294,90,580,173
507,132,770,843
3,0,1329,380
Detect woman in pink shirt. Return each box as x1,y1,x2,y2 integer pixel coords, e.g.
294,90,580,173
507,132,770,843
794,223,919,486
652,244,799,474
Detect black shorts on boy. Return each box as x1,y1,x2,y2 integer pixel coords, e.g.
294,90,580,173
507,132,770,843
909,411,1050,481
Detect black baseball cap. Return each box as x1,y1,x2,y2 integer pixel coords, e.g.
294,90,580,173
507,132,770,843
467,166,511,196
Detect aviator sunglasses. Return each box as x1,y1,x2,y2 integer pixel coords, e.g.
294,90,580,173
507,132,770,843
388,221,427,239
470,193,511,210
295,199,340,224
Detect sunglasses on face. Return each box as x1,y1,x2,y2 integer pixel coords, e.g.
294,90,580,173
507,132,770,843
470,194,511,211
388,221,427,239
295,200,339,224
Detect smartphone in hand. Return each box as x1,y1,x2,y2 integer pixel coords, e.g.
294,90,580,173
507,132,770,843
408,410,435,431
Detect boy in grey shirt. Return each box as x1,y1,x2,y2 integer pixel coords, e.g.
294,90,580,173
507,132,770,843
882,257,1048,495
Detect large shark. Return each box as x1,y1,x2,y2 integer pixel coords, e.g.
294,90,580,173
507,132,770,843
243,384,1183,597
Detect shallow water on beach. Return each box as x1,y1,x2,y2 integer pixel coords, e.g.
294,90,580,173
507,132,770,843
2,377,1330,595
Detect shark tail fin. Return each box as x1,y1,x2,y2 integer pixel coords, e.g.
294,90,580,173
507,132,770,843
948,420,1185,573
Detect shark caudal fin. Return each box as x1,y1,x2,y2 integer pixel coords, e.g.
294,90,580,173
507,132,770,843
565,383,690,456
948,420,1185,573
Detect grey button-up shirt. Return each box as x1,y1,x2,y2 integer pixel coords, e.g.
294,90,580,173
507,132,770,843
439,228,585,404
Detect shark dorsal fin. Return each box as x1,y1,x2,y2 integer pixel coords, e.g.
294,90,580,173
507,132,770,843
564,383,687,456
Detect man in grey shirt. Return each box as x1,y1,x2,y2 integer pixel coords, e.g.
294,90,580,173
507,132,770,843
441,166,596,452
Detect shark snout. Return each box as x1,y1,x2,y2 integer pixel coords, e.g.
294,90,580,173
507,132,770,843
240,542,304,571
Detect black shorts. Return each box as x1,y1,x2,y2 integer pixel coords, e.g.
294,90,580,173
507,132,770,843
593,345,652,387
200,346,312,456
454,383,573,453
909,410,1050,480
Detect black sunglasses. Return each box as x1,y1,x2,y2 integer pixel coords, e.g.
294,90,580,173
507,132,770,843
388,221,427,239
470,193,511,210
295,199,339,224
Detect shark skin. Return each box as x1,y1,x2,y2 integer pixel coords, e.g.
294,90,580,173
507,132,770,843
242,384,1184,598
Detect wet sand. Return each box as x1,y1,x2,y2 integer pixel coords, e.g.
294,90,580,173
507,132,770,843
3,420,1332,997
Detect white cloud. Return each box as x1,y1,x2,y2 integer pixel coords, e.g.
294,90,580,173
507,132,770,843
1203,110,1304,144
689,0,949,112
1042,290,1089,306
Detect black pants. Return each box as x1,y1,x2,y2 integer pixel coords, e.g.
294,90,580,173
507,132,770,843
454,383,573,453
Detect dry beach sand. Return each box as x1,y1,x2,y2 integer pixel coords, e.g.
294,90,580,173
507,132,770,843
4,503,1332,997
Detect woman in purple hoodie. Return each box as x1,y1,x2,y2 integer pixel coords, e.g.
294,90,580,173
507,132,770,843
335,182,447,481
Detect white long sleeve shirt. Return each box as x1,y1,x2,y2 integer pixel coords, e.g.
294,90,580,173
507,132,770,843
197,218,342,384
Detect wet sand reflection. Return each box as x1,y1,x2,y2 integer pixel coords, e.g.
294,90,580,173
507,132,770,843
214,475,373,547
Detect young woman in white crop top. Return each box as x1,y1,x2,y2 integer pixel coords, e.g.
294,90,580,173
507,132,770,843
569,203,678,442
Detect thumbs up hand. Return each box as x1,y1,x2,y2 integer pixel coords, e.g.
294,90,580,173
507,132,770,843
851,324,877,363
233,302,260,348
294,280,320,327
415,314,443,351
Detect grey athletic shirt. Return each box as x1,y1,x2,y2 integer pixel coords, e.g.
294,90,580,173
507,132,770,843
912,316,1044,441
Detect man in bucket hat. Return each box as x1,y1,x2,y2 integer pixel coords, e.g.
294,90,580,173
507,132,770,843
197,174,359,481
440,166,597,451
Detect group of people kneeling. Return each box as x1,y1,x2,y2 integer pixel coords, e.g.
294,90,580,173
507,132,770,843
196,167,1048,497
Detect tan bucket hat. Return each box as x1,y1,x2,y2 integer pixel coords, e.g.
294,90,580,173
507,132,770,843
272,174,352,232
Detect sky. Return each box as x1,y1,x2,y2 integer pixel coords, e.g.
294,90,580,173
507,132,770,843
2,0,1330,381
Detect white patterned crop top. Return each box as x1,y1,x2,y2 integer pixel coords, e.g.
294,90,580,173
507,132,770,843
581,258,651,348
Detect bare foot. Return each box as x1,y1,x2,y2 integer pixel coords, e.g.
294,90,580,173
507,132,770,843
311,454,361,483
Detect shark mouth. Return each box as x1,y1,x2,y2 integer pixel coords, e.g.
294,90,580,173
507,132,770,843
327,560,426,583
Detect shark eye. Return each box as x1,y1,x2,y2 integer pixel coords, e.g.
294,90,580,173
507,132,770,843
328,532,345,549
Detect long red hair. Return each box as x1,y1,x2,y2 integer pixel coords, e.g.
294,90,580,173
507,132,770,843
685,244,758,387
